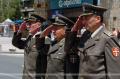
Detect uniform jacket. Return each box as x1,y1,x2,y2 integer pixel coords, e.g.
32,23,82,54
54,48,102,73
45,38,65,79
12,32,27,49
65,26,120,79
12,32,49,79
35,35,65,79
47,38,65,60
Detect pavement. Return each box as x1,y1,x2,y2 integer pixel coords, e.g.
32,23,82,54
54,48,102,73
0,37,24,54
0,52,24,79
0,36,24,79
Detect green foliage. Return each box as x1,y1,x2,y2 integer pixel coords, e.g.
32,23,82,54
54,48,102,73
0,0,21,22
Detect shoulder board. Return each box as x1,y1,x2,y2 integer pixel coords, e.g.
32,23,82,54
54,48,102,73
103,30,112,37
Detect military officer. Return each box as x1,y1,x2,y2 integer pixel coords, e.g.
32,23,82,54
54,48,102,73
12,14,46,79
65,3,120,79
35,14,74,79
51,14,80,79
33,15,57,79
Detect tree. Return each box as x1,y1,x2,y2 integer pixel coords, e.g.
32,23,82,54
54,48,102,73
0,0,21,22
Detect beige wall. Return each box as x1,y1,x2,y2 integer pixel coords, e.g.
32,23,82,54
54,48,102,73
33,0,120,30
109,0,120,30
100,0,120,30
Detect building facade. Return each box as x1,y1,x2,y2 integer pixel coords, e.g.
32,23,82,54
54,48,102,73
20,0,34,17
49,0,94,21
108,0,120,30
20,0,120,30
34,0,49,18
33,0,95,21
33,0,99,20
99,0,120,30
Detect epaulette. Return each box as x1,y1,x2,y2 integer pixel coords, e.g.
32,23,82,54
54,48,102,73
103,30,112,37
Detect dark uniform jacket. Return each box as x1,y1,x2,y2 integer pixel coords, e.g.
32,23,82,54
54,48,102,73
64,30,80,79
65,26,120,79
12,32,49,79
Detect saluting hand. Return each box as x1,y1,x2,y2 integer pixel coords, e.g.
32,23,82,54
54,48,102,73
29,22,41,36
18,21,27,32
71,15,84,32
40,25,56,38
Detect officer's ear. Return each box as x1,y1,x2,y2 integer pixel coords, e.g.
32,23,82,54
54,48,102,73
95,15,101,23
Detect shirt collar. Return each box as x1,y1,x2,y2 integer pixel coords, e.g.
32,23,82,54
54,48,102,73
91,24,105,38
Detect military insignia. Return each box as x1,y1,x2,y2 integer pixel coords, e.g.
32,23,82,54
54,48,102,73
112,47,120,57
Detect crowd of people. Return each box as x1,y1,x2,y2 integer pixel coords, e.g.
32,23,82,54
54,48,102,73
12,3,120,79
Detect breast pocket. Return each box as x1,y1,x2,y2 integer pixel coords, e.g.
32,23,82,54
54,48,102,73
82,46,105,72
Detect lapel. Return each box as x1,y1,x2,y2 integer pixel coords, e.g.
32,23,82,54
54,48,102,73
30,38,36,46
27,37,36,49
26,35,32,47
48,38,65,54
84,38,96,50
84,26,105,50
48,44,60,54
